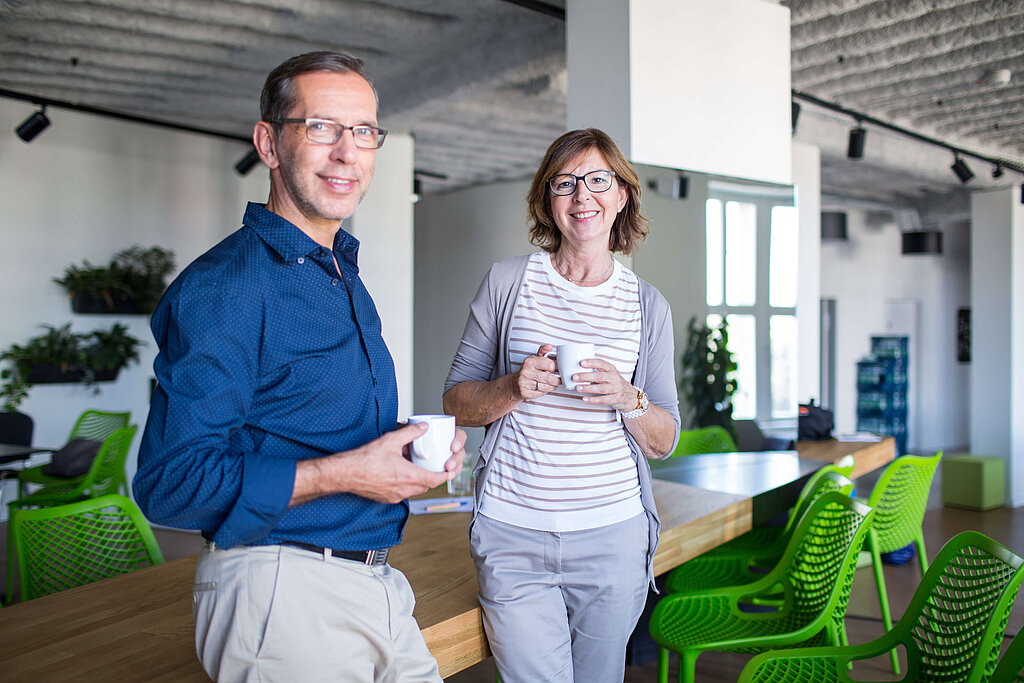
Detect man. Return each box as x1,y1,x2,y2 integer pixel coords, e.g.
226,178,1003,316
134,51,465,682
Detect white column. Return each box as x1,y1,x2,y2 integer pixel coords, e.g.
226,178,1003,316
792,142,821,404
970,188,1024,505
349,133,415,419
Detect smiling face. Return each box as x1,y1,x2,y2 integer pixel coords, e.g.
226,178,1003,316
259,71,378,241
549,147,628,253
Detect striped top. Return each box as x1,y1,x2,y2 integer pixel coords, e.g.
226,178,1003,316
478,252,644,532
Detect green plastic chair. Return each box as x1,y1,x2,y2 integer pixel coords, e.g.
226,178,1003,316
989,627,1024,683
649,491,875,683
664,468,855,594
6,425,137,603
738,530,1024,683
671,455,856,566
17,409,131,497
670,425,737,458
11,493,164,601
859,450,942,673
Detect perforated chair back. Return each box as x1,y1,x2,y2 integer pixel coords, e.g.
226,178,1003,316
0,410,33,446
866,451,941,553
671,425,737,457
780,468,855,538
739,531,1024,683
781,493,873,632
990,626,1024,683
68,410,131,443
13,493,164,601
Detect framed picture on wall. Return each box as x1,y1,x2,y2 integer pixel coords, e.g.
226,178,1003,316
957,307,970,363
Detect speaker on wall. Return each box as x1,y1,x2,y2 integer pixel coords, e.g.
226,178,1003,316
902,230,943,255
821,212,848,241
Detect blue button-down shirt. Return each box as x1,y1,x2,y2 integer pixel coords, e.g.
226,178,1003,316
134,203,405,550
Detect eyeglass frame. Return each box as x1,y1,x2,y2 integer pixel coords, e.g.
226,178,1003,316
547,170,618,196
270,117,388,149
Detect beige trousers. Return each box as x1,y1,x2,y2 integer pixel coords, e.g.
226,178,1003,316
192,543,442,683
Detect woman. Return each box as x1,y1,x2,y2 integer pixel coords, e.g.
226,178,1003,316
443,128,680,683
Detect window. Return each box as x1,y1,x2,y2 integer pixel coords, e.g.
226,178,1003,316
706,190,797,421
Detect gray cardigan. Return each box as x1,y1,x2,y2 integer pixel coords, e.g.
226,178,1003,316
444,253,681,587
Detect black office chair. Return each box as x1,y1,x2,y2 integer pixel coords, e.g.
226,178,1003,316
0,410,34,446
0,410,35,501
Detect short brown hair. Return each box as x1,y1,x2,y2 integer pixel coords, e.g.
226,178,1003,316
526,129,650,255
260,51,377,136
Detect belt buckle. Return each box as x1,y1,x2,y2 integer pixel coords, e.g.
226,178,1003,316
365,548,389,567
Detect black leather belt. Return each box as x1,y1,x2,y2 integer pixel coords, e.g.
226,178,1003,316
282,541,390,566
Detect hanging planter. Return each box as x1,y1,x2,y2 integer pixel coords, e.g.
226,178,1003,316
54,245,176,315
0,323,142,410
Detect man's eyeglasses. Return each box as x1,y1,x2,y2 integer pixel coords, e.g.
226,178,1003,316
548,170,617,196
272,118,388,149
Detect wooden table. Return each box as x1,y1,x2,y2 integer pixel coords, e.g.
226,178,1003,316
0,438,893,681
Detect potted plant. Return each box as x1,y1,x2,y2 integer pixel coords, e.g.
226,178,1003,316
0,323,143,410
54,245,175,314
680,316,738,438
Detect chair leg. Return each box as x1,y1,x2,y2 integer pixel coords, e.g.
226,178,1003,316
870,536,900,675
915,533,929,576
5,507,16,605
681,651,697,683
658,646,669,683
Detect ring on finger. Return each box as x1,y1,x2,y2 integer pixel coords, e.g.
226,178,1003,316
535,380,540,391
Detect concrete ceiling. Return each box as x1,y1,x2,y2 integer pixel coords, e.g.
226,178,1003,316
1,0,1022,210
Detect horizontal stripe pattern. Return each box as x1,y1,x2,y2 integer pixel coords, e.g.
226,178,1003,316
481,252,644,532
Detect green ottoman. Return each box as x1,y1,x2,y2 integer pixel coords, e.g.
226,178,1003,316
942,454,1006,510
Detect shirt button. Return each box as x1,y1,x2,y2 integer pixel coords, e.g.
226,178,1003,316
297,257,305,264
331,278,339,286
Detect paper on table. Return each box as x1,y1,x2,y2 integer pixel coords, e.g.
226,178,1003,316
835,432,883,442
409,496,474,515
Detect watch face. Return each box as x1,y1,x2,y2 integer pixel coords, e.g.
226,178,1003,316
640,392,649,410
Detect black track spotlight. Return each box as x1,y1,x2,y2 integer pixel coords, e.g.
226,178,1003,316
847,125,866,159
234,147,261,176
15,106,50,142
993,164,1004,179
951,155,975,184
791,101,801,134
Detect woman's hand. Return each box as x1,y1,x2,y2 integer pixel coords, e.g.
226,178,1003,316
513,344,561,400
574,357,636,410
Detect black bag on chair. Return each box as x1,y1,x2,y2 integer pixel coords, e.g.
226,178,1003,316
42,438,102,478
798,400,834,441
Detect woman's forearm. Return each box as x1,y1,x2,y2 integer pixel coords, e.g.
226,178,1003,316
443,375,522,427
623,403,677,459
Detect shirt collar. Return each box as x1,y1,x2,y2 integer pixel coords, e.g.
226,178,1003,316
243,202,360,268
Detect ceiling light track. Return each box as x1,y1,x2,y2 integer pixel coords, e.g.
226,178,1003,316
498,0,565,20
0,87,251,145
792,88,1024,179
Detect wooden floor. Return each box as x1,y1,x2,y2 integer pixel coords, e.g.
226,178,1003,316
3,467,1023,682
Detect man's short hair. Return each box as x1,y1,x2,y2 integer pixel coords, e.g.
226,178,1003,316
260,51,377,136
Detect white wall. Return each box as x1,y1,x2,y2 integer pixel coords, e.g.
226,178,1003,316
0,100,416,507
820,209,969,453
0,99,268,504
970,188,1024,505
350,133,415,418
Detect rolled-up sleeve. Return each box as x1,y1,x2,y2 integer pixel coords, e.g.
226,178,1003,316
134,273,295,546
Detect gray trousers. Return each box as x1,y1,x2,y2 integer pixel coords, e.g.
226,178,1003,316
192,543,442,683
470,513,649,683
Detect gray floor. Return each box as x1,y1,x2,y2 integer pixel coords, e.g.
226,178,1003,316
4,463,1023,682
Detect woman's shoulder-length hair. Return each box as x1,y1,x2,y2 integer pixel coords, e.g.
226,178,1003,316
526,128,650,255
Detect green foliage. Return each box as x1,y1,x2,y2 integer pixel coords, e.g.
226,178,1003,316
0,323,143,411
54,245,175,313
680,316,738,437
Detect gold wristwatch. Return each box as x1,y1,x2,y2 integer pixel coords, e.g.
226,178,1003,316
622,387,649,419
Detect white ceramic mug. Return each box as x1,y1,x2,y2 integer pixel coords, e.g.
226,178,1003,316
554,343,597,390
407,414,456,472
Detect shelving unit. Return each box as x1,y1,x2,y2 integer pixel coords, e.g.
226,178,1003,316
856,336,908,455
